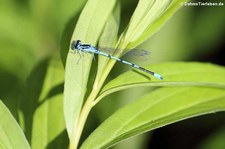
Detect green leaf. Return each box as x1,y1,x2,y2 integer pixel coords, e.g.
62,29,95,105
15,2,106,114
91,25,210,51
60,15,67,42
96,2,121,83
81,87,225,149
0,100,30,149
63,0,116,142
31,56,66,149
96,62,225,103
123,0,172,45
117,0,171,49
19,58,50,142
120,0,190,49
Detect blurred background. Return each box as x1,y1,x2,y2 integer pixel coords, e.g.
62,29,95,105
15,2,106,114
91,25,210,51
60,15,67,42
0,0,224,148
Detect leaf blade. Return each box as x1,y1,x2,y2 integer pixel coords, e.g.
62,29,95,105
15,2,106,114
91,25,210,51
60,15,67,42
96,2,121,82
0,100,30,149
31,56,66,149
124,0,172,44
118,0,190,49
81,87,225,149
98,62,225,102
63,0,116,141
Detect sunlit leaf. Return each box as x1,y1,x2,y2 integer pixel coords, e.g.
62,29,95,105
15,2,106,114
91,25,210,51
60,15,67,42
96,2,121,82
96,62,225,103
118,0,190,49
123,0,172,46
81,87,225,149
63,0,117,143
0,100,30,149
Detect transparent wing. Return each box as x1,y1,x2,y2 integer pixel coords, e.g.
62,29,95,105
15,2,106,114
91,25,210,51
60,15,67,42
97,47,151,61
97,47,115,55
124,49,150,56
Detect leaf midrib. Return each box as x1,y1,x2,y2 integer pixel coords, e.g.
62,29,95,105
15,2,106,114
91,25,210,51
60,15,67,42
103,90,225,148
96,88,187,147
97,81,225,105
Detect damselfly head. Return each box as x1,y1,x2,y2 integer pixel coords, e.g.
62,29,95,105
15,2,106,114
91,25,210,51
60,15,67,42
71,40,81,50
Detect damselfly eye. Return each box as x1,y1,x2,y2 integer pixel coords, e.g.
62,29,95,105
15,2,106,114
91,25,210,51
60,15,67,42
71,40,81,50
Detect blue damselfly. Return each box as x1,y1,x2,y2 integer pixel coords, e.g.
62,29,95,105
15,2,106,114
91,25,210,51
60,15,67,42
71,40,163,80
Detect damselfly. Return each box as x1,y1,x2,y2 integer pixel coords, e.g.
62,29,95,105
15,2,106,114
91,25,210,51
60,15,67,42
70,40,163,80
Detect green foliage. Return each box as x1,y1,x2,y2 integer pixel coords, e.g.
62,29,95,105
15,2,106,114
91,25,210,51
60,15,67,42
30,56,65,149
63,1,117,148
97,62,225,103
81,87,225,149
0,0,225,149
120,0,172,49
0,101,30,149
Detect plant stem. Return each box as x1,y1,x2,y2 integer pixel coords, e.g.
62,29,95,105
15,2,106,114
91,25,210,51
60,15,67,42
71,87,98,149
71,59,117,149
